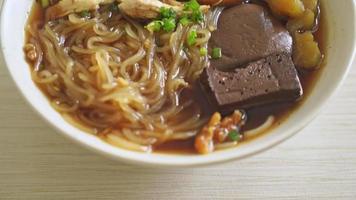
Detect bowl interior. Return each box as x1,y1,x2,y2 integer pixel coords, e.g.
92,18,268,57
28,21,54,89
1,0,355,167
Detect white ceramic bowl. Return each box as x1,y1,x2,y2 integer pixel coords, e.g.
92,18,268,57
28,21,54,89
1,0,355,167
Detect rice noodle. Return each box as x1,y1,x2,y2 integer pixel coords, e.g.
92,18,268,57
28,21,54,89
244,116,275,138
106,133,152,152
25,6,226,153
206,6,224,31
215,141,238,150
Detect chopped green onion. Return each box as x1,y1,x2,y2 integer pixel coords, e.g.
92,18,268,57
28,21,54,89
160,7,177,19
179,16,191,26
200,47,208,56
212,47,222,59
228,130,240,142
146,18,176,33
109,3,118,12
187,29,197,46
145,20,163,33
183,0,203,23
162,18,176,32
191,10,204,23
39,0,50,8
145,0,204,33
80,10,91,18
184,0,200,12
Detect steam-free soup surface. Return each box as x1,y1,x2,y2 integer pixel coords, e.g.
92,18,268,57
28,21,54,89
25,0,325,154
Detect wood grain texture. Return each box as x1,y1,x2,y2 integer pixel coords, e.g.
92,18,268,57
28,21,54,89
1,12,356,200
1,61,356,200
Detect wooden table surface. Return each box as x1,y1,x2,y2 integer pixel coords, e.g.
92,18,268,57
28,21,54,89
1,18,356,200
1,61,356,200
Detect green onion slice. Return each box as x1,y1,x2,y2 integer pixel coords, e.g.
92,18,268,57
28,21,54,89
212,47,222,59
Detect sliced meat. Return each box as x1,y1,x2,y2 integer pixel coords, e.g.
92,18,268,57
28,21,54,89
200,53,303,114
46,0,115,20
119,0,178,19
118,0,210,19
210,4,293,71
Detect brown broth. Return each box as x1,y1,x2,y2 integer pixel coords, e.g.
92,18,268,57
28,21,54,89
156,4,328,154
26,2,327,155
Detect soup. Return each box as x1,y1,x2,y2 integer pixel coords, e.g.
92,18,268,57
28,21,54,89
24,0,325,154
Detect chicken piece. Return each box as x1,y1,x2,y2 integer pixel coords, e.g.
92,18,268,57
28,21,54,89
46,0,115,20
118,0,174,19
118,0,210,19
161,0,183,6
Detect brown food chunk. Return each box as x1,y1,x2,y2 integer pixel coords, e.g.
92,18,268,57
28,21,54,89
200,54,303,113
267,0,305,18
301,0,319,11
209,4,293,71
195,110,246,154
287,9,315,32
293,31,322,69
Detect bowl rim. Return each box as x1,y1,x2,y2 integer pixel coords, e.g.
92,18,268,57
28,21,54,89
1,0,355,167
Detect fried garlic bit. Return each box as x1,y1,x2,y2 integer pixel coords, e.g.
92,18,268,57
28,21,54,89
195,110,246,154
24,43,38,62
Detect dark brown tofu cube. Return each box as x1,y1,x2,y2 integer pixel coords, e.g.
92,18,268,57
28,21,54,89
210,4,293,71
200,54,303,113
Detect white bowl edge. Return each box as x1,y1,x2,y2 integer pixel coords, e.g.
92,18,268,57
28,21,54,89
0,0,355,167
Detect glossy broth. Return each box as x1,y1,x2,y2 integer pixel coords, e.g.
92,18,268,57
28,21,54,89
26,2,327,154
